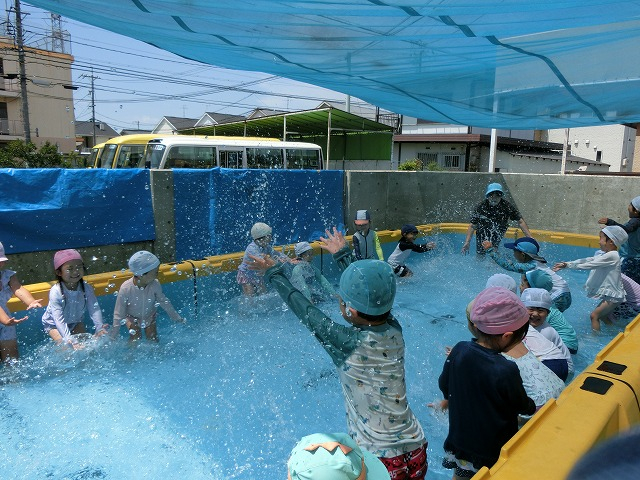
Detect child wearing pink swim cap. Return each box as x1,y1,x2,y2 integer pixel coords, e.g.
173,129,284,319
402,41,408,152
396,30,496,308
436,287,535,478
41,249,107,347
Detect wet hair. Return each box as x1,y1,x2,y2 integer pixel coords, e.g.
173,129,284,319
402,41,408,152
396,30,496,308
472,319,529,352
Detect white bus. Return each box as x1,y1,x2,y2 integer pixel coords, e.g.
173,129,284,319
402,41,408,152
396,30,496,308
141,137,323,170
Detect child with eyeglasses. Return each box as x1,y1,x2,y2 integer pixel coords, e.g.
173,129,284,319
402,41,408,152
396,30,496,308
41,249,107,348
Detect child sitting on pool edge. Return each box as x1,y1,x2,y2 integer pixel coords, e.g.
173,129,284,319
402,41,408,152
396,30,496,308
41,249,107,348
554,225,627,331
387,224,436,277
289,241,335,303
249,227,428,480
112,250,185,342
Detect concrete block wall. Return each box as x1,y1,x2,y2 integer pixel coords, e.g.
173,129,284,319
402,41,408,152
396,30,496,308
345,171,636,236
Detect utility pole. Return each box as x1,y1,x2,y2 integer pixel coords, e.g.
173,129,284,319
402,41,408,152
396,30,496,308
90,69,96,146
81,69,98,146
14,0,30,143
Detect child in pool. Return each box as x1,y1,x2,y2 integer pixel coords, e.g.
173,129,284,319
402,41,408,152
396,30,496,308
386,224,436,277
289,241,335,302
482,273,570,382
521,269,578,354
112,251,184,342
482,236,546,273
554,225,628,331
0,241,43,362
521,288,574,381
41,249,107,348
250,228,428,480
437,287,536,478
236,222,292,296
599,195,640,285
352,209,384,260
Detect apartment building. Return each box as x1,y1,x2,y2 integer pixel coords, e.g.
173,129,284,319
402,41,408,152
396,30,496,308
0,37,76,153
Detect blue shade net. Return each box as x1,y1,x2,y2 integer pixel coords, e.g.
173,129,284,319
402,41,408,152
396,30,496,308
27,0,640,129
0,169,155,253
172,168,344,260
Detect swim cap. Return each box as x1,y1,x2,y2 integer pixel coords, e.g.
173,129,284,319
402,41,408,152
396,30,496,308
339,260,395,316
485,183,504,197
0,242,7,262
631,196,640,211
401,224,419,235
471,287,530,334
521,288,552,310
354,210,371,221
295,241,313,257
504,237,547,262
251,222,272,240
54,249,83,270
287,432,390,480
525,270,553,292
128,250,160,276
602,225,628,248
485,273,517,293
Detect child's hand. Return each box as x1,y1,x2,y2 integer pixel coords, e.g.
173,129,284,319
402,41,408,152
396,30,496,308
444,346,452,356
319,227,347,254
553,262,567,271
3,315,28,326
481,240,493,250
461,242,470,255
248,254,276,271
427,399,449,411
597,217,608,225
27,299,43,309
94,326,109,338
426,242,436,250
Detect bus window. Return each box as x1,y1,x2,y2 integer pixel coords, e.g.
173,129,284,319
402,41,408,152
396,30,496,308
246,147,284,169
220,149,243,168
100,144,117,168
89,143,105,168
144,144,166,169
115,145,147,168
285,148,322,169
165,146,216,169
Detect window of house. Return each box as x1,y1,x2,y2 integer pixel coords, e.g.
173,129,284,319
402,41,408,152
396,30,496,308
596,151,602,162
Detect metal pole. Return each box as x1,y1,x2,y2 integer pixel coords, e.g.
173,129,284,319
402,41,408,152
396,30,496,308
561,128,569,174
326,109,331,170
488,128,497,172
90,68,96,147
15,0,30,143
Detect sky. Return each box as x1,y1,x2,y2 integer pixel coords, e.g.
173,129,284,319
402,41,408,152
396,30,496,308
15,2,349,133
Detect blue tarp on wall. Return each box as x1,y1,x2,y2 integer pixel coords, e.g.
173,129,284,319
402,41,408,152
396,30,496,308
172,168,344,260
0,169,155,254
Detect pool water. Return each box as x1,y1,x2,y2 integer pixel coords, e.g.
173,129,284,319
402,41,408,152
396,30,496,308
0,234,628,479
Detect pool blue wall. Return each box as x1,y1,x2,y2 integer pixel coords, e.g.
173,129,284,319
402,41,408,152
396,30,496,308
0,168,154,253
172,168,344,260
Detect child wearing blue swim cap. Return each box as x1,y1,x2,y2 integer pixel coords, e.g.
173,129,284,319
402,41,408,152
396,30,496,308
249,227,428,480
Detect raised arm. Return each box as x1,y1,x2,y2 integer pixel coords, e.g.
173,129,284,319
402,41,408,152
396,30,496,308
518,218,532,238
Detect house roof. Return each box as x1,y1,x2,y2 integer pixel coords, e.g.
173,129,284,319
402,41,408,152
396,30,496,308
158,116,199,131
184,106,394,138
75,120,119,137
